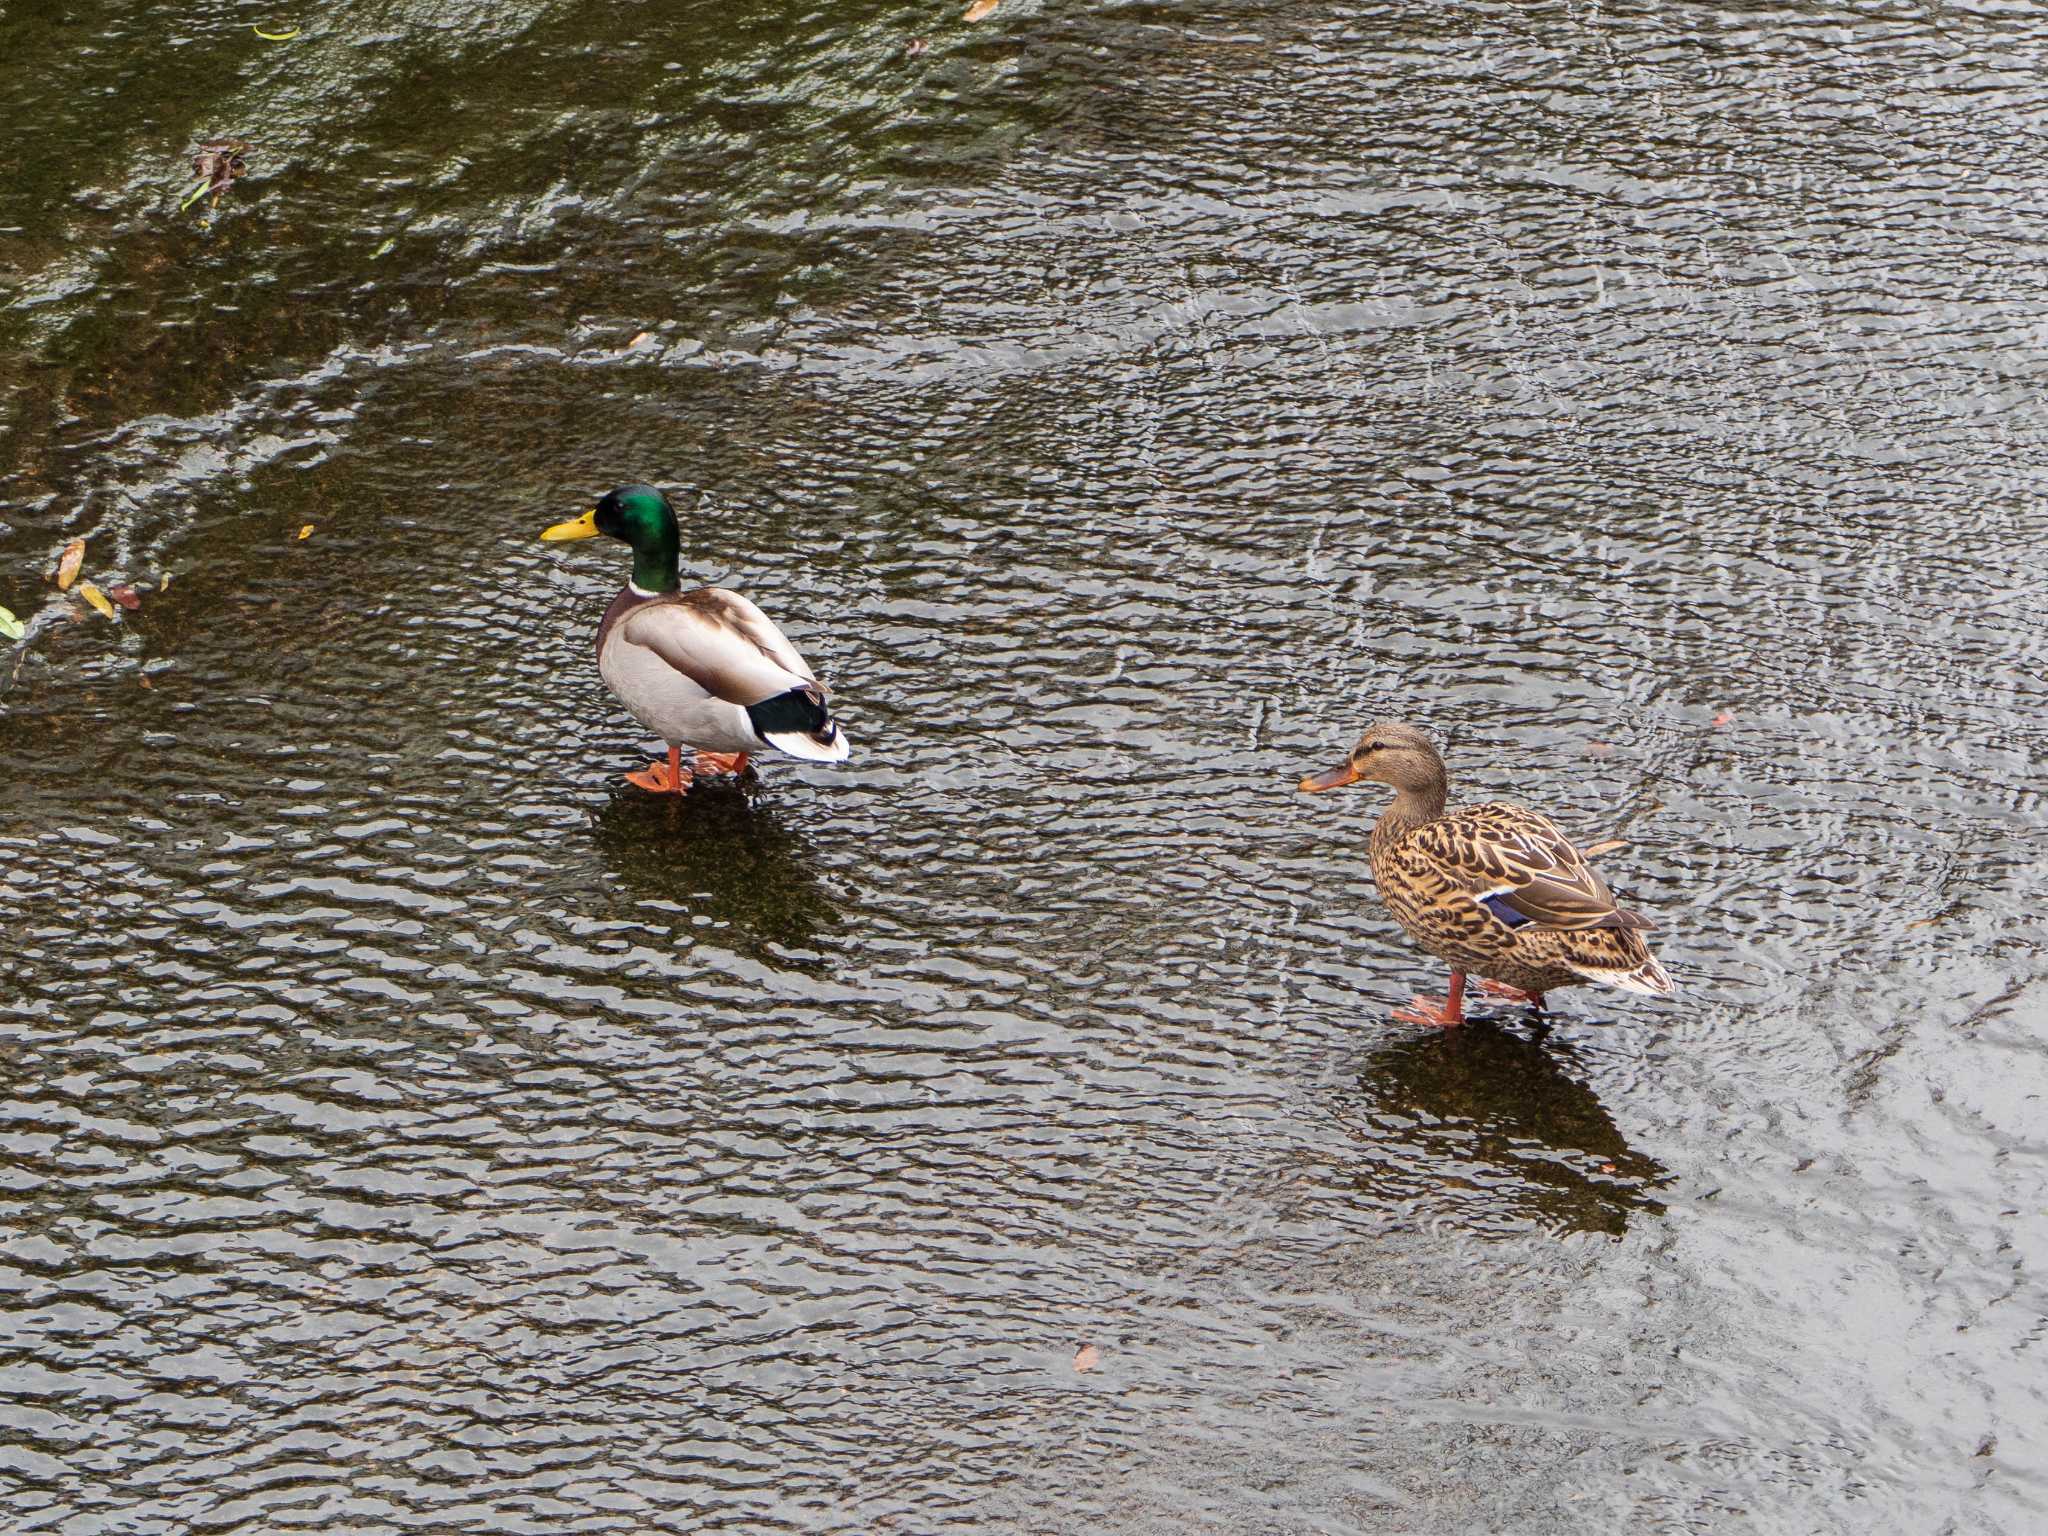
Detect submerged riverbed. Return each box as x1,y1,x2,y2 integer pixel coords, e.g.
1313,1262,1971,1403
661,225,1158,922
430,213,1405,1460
3,1,2046,1531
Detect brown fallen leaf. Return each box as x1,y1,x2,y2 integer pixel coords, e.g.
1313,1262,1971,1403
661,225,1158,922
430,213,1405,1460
78,582,117,619
298,524,315,540
182,139,251,213
1581,838,1627,859
1903,915,1944,930
108,584,142,610
1711,711,1734,727
907,36,929,54
1072,1343,1101,1372
57,538,85,590
965,0,1000,19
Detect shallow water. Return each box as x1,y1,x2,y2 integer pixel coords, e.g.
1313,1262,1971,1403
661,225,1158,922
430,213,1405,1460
3,1,2046,1530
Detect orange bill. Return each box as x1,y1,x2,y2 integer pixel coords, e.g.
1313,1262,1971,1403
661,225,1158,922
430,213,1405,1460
1297,762,1360,794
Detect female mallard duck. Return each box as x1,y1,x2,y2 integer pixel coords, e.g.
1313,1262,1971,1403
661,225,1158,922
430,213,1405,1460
540,484,849,794
1298,720,1672,1026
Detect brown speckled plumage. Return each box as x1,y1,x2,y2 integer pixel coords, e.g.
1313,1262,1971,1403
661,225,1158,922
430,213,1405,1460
1303,721,1674,1004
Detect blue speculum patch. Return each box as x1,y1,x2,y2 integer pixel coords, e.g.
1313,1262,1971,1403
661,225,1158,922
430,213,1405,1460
1479,893,1534,928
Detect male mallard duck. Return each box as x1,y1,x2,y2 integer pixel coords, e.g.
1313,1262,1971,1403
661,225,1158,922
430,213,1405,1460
1298,720,1673,1026
540,484,849,794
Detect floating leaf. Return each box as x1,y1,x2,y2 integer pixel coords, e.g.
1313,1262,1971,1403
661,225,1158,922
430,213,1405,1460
1072,1344,1100,1372
1711,711,1734,727
78,582,116,619
298,524,315,540
0,605,22,642
178,177,214,212
1581,838,1627,859
57,538,85,589
371,236,396,258
253,25,301,41
629,331,654,348
160,571,173,591
108,584,142,610
964,0,1000,19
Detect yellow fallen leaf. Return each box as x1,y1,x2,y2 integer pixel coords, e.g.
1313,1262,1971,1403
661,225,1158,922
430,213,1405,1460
1581,838,1627,859
253,24,301,40
57,538,85,589
79,583,116,619
965,0,1000,18
1073,1343,1100,1372
160,571,173,591
298,524,315,540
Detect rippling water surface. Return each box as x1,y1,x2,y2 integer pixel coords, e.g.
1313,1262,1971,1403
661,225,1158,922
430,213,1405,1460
4,1,2046,1531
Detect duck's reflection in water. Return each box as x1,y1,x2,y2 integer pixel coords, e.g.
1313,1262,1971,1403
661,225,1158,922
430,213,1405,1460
589,780,841,956
1333,1019,1669,1238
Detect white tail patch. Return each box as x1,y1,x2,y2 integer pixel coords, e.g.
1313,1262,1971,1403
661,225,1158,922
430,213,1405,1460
1570,957,1676,996
764,726,851,763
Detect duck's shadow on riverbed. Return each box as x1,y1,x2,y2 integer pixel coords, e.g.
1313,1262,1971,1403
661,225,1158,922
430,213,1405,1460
588,780,840,952
1332,1017,1670,1237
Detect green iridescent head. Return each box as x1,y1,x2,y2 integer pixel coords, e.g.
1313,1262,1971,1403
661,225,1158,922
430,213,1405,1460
541,483,681,593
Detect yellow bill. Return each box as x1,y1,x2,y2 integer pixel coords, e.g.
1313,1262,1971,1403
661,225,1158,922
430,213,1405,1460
541,508,600,542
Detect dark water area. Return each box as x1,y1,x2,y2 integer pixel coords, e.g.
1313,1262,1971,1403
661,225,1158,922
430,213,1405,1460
3,0,2046,1530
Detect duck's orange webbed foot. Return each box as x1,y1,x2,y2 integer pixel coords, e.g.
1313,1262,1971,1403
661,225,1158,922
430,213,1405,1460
1393,996,1465,1028
1392,971,1467,1029
692,751,751,778
1476,979,1547,1008
625,746,692,795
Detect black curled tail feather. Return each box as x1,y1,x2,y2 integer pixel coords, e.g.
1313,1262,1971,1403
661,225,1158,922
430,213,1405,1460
746,685,831,740
747,684,851,763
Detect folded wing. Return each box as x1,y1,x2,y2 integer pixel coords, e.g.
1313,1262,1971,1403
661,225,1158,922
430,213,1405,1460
620,589,815,700
1411,803,1649,933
